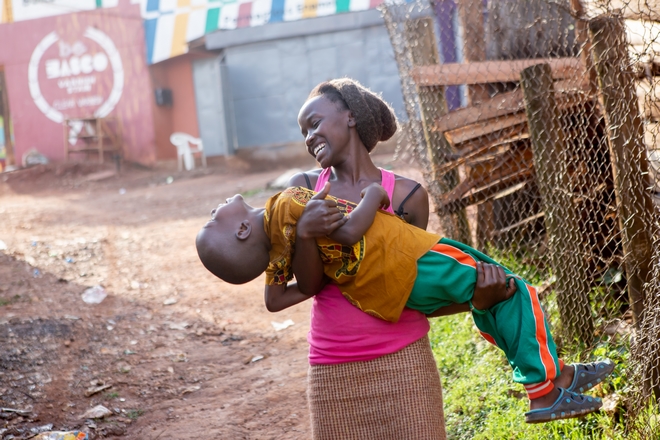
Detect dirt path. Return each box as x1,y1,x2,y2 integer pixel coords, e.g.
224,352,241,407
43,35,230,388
0,154,428,439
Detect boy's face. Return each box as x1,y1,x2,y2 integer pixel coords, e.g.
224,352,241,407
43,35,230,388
206,194,251,228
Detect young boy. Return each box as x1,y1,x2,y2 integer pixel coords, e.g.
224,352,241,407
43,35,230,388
196,182,614,424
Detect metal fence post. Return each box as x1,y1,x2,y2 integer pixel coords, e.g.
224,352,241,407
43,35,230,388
404,17,472,244
588,16,655,328
521,63,594,344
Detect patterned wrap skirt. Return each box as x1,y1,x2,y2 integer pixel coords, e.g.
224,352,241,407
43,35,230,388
307,335,446,439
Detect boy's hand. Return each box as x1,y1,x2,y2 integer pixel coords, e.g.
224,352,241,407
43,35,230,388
471,262,517,311
360,183,390,210
298,182,347,239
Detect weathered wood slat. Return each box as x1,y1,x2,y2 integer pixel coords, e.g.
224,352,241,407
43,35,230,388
411,57,584,86
433,78,590,134
434,89,524,133
438,169,534,214
445,113,528,145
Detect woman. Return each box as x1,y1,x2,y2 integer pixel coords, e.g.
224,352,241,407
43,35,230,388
276,78,510,439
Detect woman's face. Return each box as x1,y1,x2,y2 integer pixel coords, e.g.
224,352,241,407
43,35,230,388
297,95,352,168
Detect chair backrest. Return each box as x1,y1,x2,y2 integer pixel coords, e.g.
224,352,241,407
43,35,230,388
170,132,203,153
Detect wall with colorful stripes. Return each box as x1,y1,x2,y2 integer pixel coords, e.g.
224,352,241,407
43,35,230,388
1,0,387,65
142,0,385,64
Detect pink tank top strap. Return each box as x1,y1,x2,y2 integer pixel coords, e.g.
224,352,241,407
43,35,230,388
379,168,396,214
314,168,332,191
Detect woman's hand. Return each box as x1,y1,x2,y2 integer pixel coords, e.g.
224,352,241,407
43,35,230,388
298,182,347,239
360,183,390,210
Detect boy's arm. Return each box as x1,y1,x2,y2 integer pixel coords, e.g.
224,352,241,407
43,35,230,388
264,282,316,312
326,183,390,245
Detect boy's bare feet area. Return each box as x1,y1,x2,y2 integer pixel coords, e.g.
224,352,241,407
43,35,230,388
529,387,562,411
553,364,576,390
528,365,575,410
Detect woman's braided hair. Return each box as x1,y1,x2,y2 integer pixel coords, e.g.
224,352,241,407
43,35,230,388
307,78,398,152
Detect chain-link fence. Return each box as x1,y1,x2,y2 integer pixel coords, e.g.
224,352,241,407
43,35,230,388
381,0,660,436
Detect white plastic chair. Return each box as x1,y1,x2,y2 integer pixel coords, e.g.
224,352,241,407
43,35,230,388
170,132,207,171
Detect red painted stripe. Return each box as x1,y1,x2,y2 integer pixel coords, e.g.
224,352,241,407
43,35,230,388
526,283,558,380
429,243,477,268
369,0,384,7
237,2,252,28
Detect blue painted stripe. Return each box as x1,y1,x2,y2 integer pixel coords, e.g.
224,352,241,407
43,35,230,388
269,0,285,23
146,0,160,12
144,18,159,65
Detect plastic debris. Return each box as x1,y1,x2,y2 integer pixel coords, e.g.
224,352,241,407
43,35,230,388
0,240,7,250
181,385,201,395
84,383,112,397
166,176,174,184
163,297,177,305
30,424,53,434
271,319,295,331
81,286,107,304
22,148,49,167
245,355,264,364
65,257,75,263
34,432,88,440
80,405,112,419
168,322,189,331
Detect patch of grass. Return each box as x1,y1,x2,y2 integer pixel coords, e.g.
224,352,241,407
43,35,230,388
104,392,119,400
125,409,144,420
0,295,20,307
429,314,630,439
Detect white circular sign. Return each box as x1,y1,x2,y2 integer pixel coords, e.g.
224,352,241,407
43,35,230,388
28,27,124,123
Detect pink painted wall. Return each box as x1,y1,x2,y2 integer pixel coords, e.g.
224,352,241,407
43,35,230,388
0,0,157,166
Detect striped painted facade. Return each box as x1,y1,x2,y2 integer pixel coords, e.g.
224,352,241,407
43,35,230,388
142,0,385,64
0,0,387,65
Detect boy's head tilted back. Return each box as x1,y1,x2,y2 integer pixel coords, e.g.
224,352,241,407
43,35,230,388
195,194,270,284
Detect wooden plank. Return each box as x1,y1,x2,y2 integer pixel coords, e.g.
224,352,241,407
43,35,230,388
452,124,529,152
412,57,584,86
494,212,545,235
434,89,524,133
438,169,534,214
433,78,590,134
445,113,528,145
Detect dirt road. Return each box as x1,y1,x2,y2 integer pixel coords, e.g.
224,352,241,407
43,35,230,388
0,154,427,439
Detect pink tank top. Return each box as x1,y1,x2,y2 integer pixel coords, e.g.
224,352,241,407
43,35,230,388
308,168,430,365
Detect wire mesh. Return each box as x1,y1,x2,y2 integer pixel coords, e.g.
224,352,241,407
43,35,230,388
381,0,660,435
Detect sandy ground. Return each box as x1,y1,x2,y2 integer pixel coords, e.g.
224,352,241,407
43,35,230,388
0,152,431,439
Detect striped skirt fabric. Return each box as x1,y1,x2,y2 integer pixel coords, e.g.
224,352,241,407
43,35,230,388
307,335,446,439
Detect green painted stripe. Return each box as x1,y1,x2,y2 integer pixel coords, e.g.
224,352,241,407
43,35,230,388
205,7,220,33
96,0,102,7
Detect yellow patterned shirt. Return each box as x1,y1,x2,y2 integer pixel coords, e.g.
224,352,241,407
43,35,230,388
263,187,441,322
